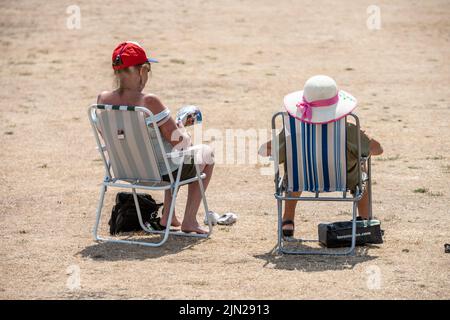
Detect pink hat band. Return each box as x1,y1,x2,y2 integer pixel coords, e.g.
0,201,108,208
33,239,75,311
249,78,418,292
295,91,340,121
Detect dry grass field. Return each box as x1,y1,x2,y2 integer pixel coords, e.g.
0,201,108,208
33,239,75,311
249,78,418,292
0,0,449,299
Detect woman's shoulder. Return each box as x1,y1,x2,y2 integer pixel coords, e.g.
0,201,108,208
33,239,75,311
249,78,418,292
142,93,167,114
96,90,113,104
143,93,162,105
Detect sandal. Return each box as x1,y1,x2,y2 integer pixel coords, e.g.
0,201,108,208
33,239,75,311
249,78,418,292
217,212,237,225
203,211,220,226
282,220,295,237
156,220,181,231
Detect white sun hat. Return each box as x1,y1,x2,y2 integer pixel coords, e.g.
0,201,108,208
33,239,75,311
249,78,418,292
284,75,357,124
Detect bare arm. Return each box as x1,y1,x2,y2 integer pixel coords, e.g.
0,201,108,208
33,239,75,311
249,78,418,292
259,140,272,157
369,138,383,156
362,129,383,156
143,95,192,149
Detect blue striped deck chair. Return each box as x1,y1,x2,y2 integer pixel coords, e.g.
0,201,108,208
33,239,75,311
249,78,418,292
88,104,214,248
272,111,372,255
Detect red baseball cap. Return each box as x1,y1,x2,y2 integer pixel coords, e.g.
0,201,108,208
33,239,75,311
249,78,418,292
112,41,158,70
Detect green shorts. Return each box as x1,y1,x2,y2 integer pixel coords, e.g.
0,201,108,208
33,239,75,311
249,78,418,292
162,157,197,182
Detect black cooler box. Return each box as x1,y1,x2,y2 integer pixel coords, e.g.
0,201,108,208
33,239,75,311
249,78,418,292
318,219,383,248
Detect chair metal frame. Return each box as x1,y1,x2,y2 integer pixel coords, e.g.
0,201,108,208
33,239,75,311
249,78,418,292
88,104,213,247
272,111,372,255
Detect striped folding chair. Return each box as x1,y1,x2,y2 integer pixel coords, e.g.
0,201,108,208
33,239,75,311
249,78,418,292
88,104,213,247
272,112,372,255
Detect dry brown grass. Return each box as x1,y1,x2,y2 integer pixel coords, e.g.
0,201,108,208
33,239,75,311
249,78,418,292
0,0,449,299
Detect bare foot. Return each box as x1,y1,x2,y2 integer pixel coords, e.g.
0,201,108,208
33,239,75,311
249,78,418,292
181,223,208,234
160,216,182,228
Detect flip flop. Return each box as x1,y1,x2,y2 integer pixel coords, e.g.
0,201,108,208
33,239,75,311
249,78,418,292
204,211,220,226
155,220,181,231
217,212,237,225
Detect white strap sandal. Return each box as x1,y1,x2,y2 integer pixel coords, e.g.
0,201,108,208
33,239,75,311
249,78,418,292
217,212,237,225
204,211,220,226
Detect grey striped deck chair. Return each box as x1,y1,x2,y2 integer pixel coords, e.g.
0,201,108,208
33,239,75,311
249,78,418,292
272,112,372,255
88,104,213,247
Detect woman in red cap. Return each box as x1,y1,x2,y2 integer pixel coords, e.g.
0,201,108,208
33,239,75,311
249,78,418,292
97,41,214,234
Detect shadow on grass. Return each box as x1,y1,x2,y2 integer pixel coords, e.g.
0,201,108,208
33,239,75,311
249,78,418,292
254,245,380,272
78,234,207,261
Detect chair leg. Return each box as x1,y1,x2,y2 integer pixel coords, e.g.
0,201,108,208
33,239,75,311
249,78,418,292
345,201,358,256
194,162,213,235
92,184,169,247
132,188,152,233
277,198,358,256
368,157,373,220
277,198,283,253
93,162,212,247
93,184,107,241
130,175,182,246
92,182,182,247
130,188,172,246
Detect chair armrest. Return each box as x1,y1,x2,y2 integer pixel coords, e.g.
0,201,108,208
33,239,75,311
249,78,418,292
360,155,370,163
166,145,203,159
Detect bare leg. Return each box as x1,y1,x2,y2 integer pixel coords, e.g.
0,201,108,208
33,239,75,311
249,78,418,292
282,192,302,233
356,165,371,220
181,145,215,234
160,190,181,228
181,163,214,234
357,186,370,220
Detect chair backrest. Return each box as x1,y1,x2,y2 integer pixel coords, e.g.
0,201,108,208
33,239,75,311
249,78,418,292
283,113,347,193
89,105,163,183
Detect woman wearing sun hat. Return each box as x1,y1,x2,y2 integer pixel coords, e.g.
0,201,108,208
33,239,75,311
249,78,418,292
259,75,384,237
97,41,215,234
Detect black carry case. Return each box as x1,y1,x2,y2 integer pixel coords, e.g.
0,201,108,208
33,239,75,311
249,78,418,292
109,192,164,235
318,220,383,248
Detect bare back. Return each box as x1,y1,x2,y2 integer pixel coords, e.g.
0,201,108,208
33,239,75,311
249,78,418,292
97,90,147,110
97,90,188,149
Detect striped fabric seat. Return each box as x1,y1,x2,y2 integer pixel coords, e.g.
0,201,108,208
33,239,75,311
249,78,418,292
283,114,347,193
96,106,162,183
88,104,214,248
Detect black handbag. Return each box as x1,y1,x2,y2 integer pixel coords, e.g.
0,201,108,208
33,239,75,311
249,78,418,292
109,192,164,235
318,219,383,248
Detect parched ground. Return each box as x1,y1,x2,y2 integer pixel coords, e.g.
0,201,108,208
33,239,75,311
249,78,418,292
0,0,449,299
